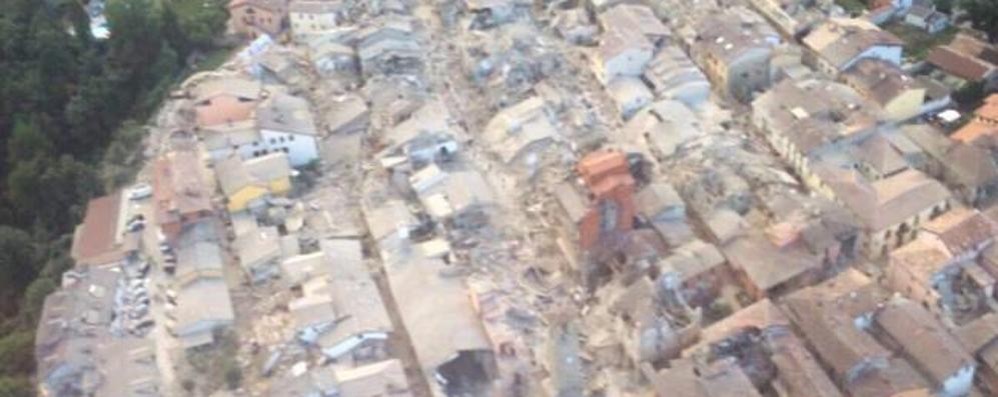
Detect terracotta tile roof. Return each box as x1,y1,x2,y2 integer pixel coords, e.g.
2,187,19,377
874,297,975,386
976,94,998,120
951,120,998,143
926,46,995,81
722,233,822,293
954,312,998,355
195,97,257,127
950,34,998,65
842,58,918,107
697,299,790,344
922,207,998,255
70,191,126,265
944,142,998,189
821,167,951,232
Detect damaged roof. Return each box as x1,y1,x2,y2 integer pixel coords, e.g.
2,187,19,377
721,234,820,294
257,93,318,136
819,167,951,232
803,18,903,70
921,206,998,256
384,258,491,387
841,58,920,108
875,297,975,386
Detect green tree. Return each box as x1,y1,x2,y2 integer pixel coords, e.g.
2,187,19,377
7,117,52,164
0,227,39,306
106,0,163,80
20,276,56,325
7,156,100,231
0,376,33,397
176,0,228,50
953,81,986,105
0,331,35,375
161,4,192,60
935,0,954,13
959,0,998,42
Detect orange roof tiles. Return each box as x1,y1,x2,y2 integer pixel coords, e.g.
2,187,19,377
922,207,998,255
953,95,998,143
975,94,998,120
952,121,997,144
577,150,631,186
70,191,127,265
927,46,995,81
195,96,257,127
153,152,213,226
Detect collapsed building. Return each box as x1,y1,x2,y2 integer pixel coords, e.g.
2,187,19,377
385,257,497,395
35,268,161,396
460,0,532,29
680,299,843,397
484,96,569,180
596,276,702,367
752,78,954,258
687,6,780,102
355,16,425,79
785,269,979,397
552,150,639,287
885,207,998,325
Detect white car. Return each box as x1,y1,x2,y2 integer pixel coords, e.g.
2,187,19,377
128,183,153,200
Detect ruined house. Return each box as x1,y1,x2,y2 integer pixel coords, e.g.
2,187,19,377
783,269,931,397
656,239,729,308
872,297,977,397
484,96,565,179
685,299,842,397
954,313,998,394
689,6,780,102
552,150,637,287
603,277,701,366
385,257,497,396
35,268,162,396
801,18,903,75
153,151,215,244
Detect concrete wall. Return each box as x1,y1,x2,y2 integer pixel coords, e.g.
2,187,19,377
597,47,653,84
230,4,286,38
842,45,904,71
885,87,927,122
260,129,319,166
865,199,950,258
291,11,339,41
726,48,773,102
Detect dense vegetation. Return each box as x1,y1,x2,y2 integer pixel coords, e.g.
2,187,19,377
0,0,227,393
960,0,998,42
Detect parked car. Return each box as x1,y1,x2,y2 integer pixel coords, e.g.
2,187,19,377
126,219,145,232
128,183,153,200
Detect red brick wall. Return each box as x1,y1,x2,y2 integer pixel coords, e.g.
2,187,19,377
576,151,637,251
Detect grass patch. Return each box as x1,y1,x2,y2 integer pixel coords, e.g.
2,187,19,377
184,330,243,395
885,22,957,61
836,0,868,16
194,46,236,72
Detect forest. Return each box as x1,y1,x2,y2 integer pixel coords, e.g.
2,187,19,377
0,0,227,394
